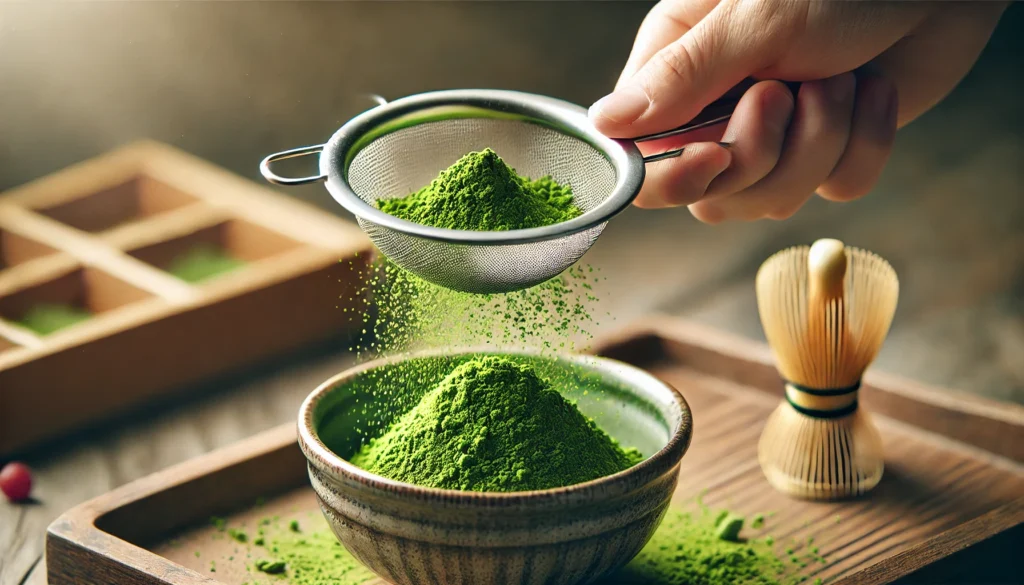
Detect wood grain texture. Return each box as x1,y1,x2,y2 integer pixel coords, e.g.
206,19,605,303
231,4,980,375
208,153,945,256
1,3,1022,585
42,319,1024,585
0,142,374,456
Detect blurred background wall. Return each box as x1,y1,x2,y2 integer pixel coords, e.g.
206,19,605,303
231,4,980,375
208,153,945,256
1,1,1022,402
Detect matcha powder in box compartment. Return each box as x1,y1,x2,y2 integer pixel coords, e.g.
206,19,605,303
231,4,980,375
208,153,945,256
16,303,92,335
166,244,247,283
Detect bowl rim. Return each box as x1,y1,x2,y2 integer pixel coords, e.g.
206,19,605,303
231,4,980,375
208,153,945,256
297,348,693,505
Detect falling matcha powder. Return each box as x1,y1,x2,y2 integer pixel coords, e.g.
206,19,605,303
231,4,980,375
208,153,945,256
350,355,641,491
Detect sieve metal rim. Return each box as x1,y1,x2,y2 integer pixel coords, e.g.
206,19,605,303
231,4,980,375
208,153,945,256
271,89,646,246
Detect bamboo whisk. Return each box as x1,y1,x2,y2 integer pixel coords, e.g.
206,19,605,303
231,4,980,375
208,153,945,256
755,238,899,500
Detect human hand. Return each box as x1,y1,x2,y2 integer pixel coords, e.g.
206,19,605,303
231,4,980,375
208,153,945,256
590,0,1008,222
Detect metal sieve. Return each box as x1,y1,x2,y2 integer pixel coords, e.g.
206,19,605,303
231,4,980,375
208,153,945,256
260,85,777,293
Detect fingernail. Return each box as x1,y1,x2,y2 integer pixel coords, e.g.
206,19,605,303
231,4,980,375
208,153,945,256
590,84,650,125
825,73,855,103
717,141,732,149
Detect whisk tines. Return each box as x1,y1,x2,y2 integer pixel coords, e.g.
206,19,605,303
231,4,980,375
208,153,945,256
756,238,899,500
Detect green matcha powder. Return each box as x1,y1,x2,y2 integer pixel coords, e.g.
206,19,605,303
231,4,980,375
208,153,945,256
197,146,829,584
166,244,246,283
377,148,581,231
17,303,93,335
346,147,624,492
350,355,641,491
214,503,825,585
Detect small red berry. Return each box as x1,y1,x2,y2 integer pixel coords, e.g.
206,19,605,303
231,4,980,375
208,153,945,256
0,462,33,502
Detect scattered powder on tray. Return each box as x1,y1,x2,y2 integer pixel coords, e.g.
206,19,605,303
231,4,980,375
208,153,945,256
215,500,826,585
377,148,580,231
350,355,641,492
16,303,92,335
166,244,246,283
618,505,812,585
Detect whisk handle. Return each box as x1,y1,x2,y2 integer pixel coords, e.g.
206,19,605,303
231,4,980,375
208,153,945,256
636,79,802,163
260,145,328,186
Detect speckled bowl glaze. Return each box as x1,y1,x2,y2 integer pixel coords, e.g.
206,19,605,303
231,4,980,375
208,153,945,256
297,350,692,585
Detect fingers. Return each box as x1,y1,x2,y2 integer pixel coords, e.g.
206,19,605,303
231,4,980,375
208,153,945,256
628,80,792,210
690,73,859,223
634,142,732,208
591,0,793,138
818,75,897,202
616,0,720,87
703,81,795,197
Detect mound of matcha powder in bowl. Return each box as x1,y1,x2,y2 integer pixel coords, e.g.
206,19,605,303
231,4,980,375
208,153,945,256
349,355,642,492
377,148,581,231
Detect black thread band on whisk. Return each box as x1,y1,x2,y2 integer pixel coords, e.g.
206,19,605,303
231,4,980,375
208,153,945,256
782,379,862,419
782,379,861,396
785,397,859,419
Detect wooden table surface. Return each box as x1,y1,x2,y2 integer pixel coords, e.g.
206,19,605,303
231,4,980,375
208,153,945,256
1,2,1021,584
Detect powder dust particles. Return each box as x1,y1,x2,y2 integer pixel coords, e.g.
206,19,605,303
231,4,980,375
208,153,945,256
348,146,602,361
197,498,827,585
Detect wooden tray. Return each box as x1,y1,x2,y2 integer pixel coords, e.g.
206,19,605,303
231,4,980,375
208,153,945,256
0,141,372,456
45,317,1024,585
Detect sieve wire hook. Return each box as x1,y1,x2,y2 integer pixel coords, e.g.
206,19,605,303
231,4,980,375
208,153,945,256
260,93,390,186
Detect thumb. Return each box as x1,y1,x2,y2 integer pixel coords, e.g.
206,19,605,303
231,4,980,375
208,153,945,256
590,0,790,138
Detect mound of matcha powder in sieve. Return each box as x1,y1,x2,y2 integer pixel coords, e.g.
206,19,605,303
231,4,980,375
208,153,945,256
377,148,581,231
349,355,642,492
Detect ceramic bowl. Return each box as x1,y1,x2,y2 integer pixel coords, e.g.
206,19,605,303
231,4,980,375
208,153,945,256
297,350,692,585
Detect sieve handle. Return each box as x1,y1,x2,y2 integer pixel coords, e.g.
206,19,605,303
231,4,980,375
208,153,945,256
636,79,802,163
260,145,328,186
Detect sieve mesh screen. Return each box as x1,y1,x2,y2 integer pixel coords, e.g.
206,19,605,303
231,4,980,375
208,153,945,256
345,117,617,293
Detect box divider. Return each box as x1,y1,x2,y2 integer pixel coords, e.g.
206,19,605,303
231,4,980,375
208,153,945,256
0,319,44,348
0,205,197,304
102,203,232,251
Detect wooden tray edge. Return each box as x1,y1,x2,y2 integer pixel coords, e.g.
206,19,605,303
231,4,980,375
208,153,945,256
831,497,1024,585
46,424,297,585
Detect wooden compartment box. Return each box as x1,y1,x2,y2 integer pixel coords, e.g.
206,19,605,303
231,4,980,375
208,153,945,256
0,141,372,456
